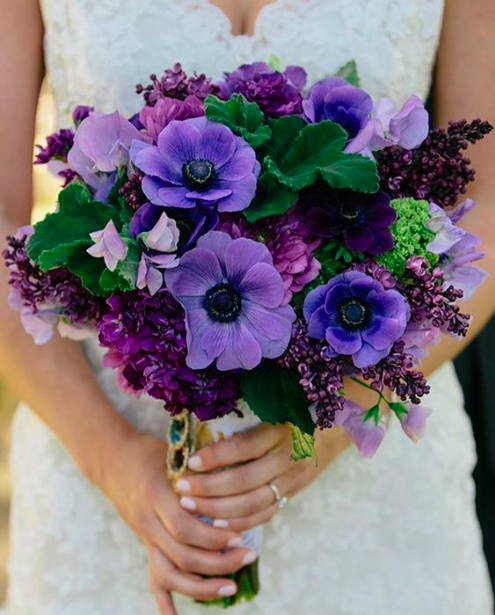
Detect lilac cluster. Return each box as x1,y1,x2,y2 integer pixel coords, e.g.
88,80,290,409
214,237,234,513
136,63,220,105
278,319,345,429
97,289,239,420
34,128,74,165
360,340,430,404
377,119,493,209
403,256,470,337
117,171,147,211
218,62,307,118
3,231,102,326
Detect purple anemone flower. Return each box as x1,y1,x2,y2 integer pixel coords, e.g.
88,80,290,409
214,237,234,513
68,111,151,201
303,77,374,153
139,95,205,141
304,270,409,368
165,230,295,371
131,117,259,213
218,62,307,118
301,183,396,254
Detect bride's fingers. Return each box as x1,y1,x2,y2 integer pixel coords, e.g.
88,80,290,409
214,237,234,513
150,580,177,615
213,504,279,533
187,423,285,473
180,483,278,519
149,546,238,604
176,448,286,498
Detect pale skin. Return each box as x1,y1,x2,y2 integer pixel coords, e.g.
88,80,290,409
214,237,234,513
1,1,495,614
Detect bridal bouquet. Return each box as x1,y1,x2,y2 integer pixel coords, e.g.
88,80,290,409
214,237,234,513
4,58,491,606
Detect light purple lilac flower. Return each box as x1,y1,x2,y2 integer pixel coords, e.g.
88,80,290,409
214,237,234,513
369,95,429,150
332,400,386,458
131,117,259,213
68,111,151,200
302,78,374,153
87,220,127,271
165,230,295,371
218,62,307,118
304,271,409,368
140,95,205,141
399,403,432,443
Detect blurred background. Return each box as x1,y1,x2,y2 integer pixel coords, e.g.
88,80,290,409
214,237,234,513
0,82,60,603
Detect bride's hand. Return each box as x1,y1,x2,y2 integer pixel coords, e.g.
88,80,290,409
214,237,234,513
174,423,351,532
96,428,257,614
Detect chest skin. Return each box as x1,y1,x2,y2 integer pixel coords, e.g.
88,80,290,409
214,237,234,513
208,0,278,35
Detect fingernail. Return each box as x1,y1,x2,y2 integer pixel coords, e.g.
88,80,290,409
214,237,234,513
227,537,244,548
218,585,237,597
175,479,191,493
213,519,229,529
242,551,258,566
188,455,202,471
180,496,196,512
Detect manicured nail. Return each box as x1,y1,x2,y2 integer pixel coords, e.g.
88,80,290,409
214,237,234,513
218,585,237,597
180,496,196,512
242,551,258,566
175,478,191,493
213,519,229,529
188,455,202,471
227,537,244,548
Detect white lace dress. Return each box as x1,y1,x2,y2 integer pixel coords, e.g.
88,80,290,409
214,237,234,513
3,1,494,614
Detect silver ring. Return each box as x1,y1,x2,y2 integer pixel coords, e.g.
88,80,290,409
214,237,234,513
268,482,288,509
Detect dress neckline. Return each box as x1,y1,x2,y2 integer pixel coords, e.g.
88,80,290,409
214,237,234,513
202,0,283,40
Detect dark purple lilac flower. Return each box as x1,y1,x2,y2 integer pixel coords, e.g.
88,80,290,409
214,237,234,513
72,105,94,127
34,129,74,165
118,171,147,211
304,271,409,368
140,95,205,141
131,117,259,213
165,230,295,371
97,289,239,420
302,77,374,153
68,111,151,201
136,64,220,106
218,62,307,118
300,183,396,254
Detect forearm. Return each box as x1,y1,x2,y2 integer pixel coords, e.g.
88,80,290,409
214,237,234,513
1,214,135,484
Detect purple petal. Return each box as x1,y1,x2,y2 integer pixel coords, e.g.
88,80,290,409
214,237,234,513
307,306,330,339
323,283,352,314
243,301,294,341
326,326,363,354
349,276,383,300
400,404,432,443
132,143,182,185
186,188,232,202
215,175,258,212
165,248,222,298
343,409,386,458
156,184,196,209
198,119,236,168
216,322,262,371
239,263,285,308
389,96,429,149
361,315,402,350
196,230,232,262
157,119,201,172
224,237,273,284
352,342,391,368
185,308,213,369
200,322,229,360
303,284,328,323
218,140,257,180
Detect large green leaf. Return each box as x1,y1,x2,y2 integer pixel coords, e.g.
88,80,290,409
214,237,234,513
335,60,361,87
266,121,379,193
99,239,142,293
204,94,271,148
267,116,307,160
37,238,92,271
27,183,120,265
240,362,315,434
65,244,108,297
289,423,317,463
243,173,297,222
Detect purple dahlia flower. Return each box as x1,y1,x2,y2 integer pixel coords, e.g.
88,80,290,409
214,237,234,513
165,230,295,371
131,117,259,213
302,77,374,153
218,62,307,118
68,111,151,201
301,183,396,254
139,95,205,141
304,271,409,368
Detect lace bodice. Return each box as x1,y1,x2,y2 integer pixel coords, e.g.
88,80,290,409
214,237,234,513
5,1,493,614
40,0,445,126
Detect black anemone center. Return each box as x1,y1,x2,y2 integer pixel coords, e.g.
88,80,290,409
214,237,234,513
183,159,215,190
205,283,242,323
337,203,361,223
339,299,369,329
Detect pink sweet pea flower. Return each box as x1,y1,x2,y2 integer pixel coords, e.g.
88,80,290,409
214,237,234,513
140,212,180,253
87,220,127,271
399,404,432,443
333,400,386,459
137,253,179,296
370,95,429,151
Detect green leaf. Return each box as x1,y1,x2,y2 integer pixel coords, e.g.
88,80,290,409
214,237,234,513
335,60,360,87
289,423,317,464
64,244,108,296
243,173,297,222
265,121,379,193
266,116,307,160
37,238,92,270
240,362,315,434
114,239,142,289
268,54,282,72
364,404,381,426
389,402,408,417
204,94,272,148
27,183,121,265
